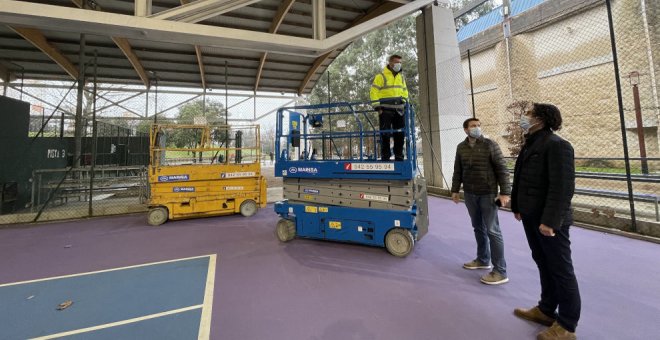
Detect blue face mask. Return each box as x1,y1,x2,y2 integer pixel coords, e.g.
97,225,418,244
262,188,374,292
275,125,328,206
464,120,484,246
520,115,535,132
392,63,402,72
468,127,481,138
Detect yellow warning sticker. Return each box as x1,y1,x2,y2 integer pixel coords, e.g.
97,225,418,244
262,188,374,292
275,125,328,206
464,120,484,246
305,206,318,213
319,207,329,213
304,195,314,200
329,221,342,229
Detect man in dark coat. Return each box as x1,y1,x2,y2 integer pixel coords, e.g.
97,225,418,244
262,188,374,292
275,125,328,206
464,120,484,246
451,118,511,285
511,103,581,340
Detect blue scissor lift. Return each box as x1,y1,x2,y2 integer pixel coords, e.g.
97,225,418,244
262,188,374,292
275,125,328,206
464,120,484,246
274,100,428,256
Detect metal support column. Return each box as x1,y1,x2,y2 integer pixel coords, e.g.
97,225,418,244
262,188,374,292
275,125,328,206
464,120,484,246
313,0,326,40
135,0,153,17
74,33,86,168
606,0,637,231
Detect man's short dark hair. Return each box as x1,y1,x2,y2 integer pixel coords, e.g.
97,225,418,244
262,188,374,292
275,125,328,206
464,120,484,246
532,103,563,131
463,118,480,129
389,54,403,62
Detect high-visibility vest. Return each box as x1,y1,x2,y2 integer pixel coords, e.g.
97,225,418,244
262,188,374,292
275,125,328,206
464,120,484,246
369,66,409,109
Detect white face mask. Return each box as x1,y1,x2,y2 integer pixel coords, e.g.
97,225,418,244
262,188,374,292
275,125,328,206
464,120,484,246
520,115,535,132
392,63,402,72
468,127,481,138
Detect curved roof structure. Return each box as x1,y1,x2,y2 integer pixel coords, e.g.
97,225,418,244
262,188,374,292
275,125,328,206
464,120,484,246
0,0,433,94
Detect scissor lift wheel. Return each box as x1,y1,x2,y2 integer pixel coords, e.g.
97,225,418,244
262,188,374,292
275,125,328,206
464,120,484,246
385,228,414,257
276,218,296,242
240,200,258,217
147,207,168,226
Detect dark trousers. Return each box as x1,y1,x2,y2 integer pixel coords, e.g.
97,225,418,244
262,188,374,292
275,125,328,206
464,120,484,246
521,213,581,332
379,109,405,161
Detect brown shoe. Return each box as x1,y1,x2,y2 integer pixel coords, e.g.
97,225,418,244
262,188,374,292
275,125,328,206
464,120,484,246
462,259,492,270
537,321,576,340
513,306,555,327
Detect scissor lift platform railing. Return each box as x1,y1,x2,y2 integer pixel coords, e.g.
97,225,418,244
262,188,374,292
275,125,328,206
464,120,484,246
147,124,266,225
273,101,428,256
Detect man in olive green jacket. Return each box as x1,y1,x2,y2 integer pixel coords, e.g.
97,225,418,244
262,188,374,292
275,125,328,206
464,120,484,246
451,118,511,285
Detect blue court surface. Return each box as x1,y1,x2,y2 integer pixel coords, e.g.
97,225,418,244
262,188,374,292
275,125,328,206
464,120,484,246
0,255,215,340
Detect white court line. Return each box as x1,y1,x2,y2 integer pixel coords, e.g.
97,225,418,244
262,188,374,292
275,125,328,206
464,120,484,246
198,254,217,340
28,305,203,340
0,254,215,287
10,254,219,339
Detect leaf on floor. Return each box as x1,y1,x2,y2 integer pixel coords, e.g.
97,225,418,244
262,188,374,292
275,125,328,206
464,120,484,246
57,300,73,310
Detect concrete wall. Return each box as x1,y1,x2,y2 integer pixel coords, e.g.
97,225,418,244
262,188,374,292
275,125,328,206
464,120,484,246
458,0,660,162
417,4,471,188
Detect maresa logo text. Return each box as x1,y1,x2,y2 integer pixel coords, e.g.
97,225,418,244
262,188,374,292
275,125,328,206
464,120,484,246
288,167,318,174
158,174,190,182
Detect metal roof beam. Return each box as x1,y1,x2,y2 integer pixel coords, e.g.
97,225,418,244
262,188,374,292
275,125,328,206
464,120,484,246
255,0,296,91
270,0,296,33
297,0,405,94
180,0,207,89
110,37,151,88
8,26,79,79
150,0,262,23
0,0,433,58
135,0,153,17
194,46,207,89
313,0,326,40
0,1,324,57
71,0,150,88
323,0,435,51
298,50,332,95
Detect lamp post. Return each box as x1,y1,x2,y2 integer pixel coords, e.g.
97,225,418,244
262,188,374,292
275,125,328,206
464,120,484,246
629,71,649,175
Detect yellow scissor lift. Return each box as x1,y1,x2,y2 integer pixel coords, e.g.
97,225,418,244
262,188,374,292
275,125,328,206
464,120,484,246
147,123,267,225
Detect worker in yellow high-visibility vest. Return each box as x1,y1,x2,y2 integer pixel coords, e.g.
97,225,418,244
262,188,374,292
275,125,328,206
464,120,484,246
370,54,409,161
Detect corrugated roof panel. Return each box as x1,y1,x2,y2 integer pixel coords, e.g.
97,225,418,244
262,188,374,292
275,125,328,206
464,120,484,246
456,8,502,42
0,0,395,93
511,0,545,16
457,0,546,42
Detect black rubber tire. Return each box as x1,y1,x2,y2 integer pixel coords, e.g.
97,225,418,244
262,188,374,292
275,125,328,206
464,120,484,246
147,207,168,226
276,218,296,242
240,199,258,217
385,228,415,257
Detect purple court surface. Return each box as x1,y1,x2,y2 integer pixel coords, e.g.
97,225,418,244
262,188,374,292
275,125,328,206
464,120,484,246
1,196,659,340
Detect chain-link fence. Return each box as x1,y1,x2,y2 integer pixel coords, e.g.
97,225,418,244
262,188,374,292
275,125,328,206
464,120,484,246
1,0,658,233
458,0,659,232
0,78,296,224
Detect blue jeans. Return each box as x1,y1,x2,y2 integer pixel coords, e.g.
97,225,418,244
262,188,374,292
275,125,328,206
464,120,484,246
464,192,507,276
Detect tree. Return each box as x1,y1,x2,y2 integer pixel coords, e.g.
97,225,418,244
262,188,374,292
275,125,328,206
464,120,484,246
306,15,420,159
504,100,529,157
309,15,419,106
135,120,152,135
167,99,228,161
450,0,497,30
261,125,276,156
307,2,496,105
